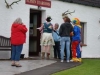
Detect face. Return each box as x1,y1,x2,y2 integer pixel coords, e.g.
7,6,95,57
63,17,67,22
54,24,59,30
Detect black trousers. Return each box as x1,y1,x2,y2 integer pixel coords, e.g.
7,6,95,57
53,41,60,59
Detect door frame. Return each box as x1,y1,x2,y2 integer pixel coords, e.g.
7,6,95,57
29,9,41,56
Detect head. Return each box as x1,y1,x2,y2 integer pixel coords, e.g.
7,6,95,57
46,16,52,22
63,16,71,23
13,18,23,24
54,23,59,30
72,18,80,25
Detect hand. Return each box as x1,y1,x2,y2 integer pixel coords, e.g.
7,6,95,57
70,32,74,36
37,28,40,30
48,26,52,28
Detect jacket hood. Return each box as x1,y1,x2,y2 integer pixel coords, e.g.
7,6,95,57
65,22,71,27
12,23,21,28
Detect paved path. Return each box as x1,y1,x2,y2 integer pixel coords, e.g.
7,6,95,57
0,60,56,75
15,61,81,75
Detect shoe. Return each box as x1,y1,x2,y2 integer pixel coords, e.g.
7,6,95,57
11,63,16,66
61,60,64,62
42,52,45,59
77,58,82,62
54,57,57,59
15,64,22,67
58,57,61,59
66,60,70,63
72,58,78,62
70,60,73,62
11,61,15,66
47,53,50,59
79,58,82,62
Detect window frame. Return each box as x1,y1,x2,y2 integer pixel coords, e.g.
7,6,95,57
80,22,87,46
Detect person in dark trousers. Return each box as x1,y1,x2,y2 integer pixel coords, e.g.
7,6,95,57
59,16,73,63
53,23,60,59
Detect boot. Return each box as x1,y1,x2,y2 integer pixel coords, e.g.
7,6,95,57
72,58,78,62
47,53,50,59
77,58,82,62
42,52,45,59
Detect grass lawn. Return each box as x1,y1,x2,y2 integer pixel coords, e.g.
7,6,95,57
52,59,100,75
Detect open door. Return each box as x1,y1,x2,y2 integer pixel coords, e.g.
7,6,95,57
29,9,41,56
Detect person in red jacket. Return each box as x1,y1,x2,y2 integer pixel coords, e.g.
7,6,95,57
11,18,27,67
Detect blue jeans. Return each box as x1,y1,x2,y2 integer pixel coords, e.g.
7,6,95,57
60,37,70,60
11,44,23,61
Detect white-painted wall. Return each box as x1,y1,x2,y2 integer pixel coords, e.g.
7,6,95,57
0,0,100,58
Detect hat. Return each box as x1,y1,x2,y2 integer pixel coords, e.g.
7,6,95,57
62,12,68,18
62,15,68,19
72,18,80,25
46,16,52,21
62,10,75,19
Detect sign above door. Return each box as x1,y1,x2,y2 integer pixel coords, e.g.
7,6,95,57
26,0,51,8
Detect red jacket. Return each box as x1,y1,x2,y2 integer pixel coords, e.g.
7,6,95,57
11,23,28,45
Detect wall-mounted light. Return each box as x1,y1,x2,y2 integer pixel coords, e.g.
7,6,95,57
38,6,41,10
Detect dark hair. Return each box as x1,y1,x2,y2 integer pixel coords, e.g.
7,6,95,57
65,17,71,23
46,17,52,22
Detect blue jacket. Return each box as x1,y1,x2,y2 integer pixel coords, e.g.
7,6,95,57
52,30,60,42
72,26,81,41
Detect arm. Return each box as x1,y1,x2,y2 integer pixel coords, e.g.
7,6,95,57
39,24,44,31
70,24,73,33
73,26,78,36
47,24,53,31
70,24,74,36
19,25,28,33
59,24,63,36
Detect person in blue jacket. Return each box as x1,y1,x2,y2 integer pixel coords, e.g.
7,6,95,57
71,18,82,62
53,23,61,59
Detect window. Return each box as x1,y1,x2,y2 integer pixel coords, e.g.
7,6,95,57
80,22,87,46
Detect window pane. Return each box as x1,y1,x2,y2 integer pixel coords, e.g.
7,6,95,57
80,22,84,44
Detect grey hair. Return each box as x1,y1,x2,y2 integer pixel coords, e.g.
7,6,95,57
13,18,23,24
55,23,59,27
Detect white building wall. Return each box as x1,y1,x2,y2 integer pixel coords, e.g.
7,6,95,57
0,0,100,58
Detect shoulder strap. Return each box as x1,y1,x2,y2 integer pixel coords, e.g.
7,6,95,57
44,23,53,30
43,23,47,28
54,30,59,36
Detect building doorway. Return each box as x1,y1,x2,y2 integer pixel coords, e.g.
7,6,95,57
29,9,41,56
